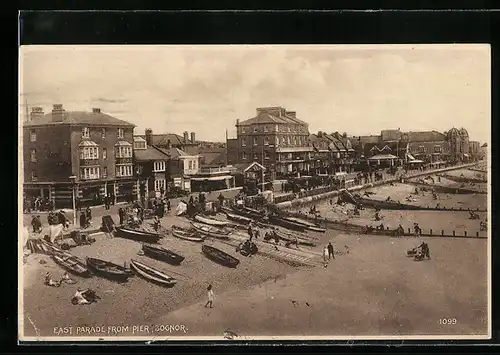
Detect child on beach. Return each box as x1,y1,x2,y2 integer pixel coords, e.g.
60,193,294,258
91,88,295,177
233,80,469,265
205,284,214,308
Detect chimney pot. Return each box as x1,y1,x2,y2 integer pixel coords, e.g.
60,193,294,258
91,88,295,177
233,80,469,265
183,131,189,143
190,132,196,144
53,104,63,111
145,128,153,146
29,107,44,121
51,104,65,122
92,108,101,114
167,139,171,149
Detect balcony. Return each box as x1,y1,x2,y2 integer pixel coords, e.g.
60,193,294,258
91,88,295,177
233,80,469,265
80,159,100,166
115,157,133,164
197,166,237,175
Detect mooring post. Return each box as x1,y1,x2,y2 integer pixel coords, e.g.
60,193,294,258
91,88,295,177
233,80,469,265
476,231,479,237
430,229,432,235
441,230,444,236
408,228,411,234
453,230,456,236
464,231,467,237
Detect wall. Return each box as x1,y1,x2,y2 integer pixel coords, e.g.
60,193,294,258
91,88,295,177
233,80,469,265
23,125,72,183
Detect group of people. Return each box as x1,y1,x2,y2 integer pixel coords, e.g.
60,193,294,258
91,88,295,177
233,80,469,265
79,207,93,229
322,242,335,265
24,196,54,213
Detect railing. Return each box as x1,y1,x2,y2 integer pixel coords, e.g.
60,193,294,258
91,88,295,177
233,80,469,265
197,166,236,174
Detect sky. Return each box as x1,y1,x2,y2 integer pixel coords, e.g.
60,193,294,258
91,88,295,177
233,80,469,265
20,44,490,144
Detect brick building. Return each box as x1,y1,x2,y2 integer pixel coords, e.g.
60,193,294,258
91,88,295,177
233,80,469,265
23,104,136,208
235,107,312,177
136,129,198,155
308,132,357,174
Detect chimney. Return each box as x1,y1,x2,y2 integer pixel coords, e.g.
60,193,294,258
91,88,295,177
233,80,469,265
167,139,172,149
30,107,44,121
51,104,65,122
190,132,196,144
318,131,323,138
183,131,189,143
145,128,153,146
92,108,101,114
286,111,296,118
236,119,240,126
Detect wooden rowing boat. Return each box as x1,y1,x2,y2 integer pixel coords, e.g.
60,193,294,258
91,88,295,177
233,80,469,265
130,259,177,287
52,253,92,278
142,244,185,265
225,212,253,225
171,225,205,242
114,226,162,243
191,222,231,239
230,206,265,220
86,257,133,282
194,214,229,227
275,230,316,247
282,216,326,233
202,245,240,268
268,216,307,232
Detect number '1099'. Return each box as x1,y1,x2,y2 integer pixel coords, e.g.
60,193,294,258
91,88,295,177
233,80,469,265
439,318,457,325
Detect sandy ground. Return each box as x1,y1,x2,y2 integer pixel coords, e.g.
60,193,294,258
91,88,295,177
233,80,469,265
157,233,487,337
21,167,489,339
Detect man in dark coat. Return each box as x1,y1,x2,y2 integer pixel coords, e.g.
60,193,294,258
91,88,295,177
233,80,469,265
58,210,67,229
118,207,125,225
327,242,335,260
85,207,92,224
79,211,87,228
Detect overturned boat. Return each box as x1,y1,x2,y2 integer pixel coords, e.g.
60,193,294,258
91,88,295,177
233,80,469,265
281,216,326,233
171,225,205,242
86,257,133,282
130,259,177,287
142,243,185,266
202,245,240,268
194,214,229,227
225,211,253,225
114,226,162,243
268,216,307,233
52,252,92,278
191,222,231,239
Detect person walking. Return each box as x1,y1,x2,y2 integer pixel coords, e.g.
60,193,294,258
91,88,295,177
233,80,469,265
118,207,124,226
323,246,329,264
85,207,92,226
327,242,335,260
205,284,214,308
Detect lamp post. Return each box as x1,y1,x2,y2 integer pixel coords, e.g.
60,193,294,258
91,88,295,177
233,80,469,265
69,175,77,227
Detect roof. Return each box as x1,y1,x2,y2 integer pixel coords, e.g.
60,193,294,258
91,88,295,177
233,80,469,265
78,140,98,147
24,110,135,127
115,140,132,146
156,146,192,159
381,129,402,141
198,148,226,166
406,131,446,142
134,146,170,161
368,153,399,160
239,111,307,127
482,143,488,147
233,162,266,172
136,133,195,146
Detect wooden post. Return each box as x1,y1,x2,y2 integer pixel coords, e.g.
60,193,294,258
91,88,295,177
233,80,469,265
441,230,444,236
464,231,467,237
453,230,455,236
476,231,479,237
408,228,411,234
430,229,432,235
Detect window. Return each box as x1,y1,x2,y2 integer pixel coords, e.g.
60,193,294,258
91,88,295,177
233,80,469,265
253,137,258,146
264,126,269,132
241,127,246,134
242,138,246,147
116,146,132,158
154,178,166,191
117,128,124,139
264,136,269,145
136,165,143,175
188,160,193,170
287,127,291,133
253,127,258,133
418,145,425,153
154,161,166,172
31,170,38,182
287,137,291,145
30,129,36,142
82,127,90,139
241,152,247,160
103,148,107,159
434,145,442,153
253,153,258,160
275,136,279,146
116,165,133,177
101,128,106,139
265,151,270,160
80,147,99,159
80,167,100,180
134,141,146,150
282,137,286,145
30,149,37,163
103,166,107,177
275,125,279,132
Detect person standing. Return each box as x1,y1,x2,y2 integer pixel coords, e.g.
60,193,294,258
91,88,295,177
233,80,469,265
85,207,92,226
327,242,335,260
118,207,124,226
205,284,214,308
323,246,329,265
166,198,171,212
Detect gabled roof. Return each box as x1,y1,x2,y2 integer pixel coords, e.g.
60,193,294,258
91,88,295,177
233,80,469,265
115,140,132,146
156,146,193,159
482,143,488,147
134,146,170,162
24,110,134,127
78,140,98,147
135,133,195,146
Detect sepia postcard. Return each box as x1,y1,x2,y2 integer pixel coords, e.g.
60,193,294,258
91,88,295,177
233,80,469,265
18,44,491,342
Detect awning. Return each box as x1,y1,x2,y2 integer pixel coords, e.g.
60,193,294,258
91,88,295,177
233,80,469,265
367,154,398,160
407,154,416,161
407,159,425,163
190,175,233,182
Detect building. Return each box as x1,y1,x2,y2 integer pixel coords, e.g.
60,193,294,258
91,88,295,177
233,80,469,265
137,129,198,155
309,132,357,174
23,104,136,208
403,131,451,167
155,146,200,192
481,143,488,160
235,106,312,178
446,127,470,163
133,136,170,201
469,141,481,161
226,138,239,165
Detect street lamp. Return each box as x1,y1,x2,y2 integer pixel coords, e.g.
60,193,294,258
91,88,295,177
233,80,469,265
69,175,77,227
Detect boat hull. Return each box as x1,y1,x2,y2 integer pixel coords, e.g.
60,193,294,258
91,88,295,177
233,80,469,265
191,222,230,240
269,216,307,232
130,259,177,287
202,245,240,268
142,244,185,265
52,254,92,278
86,257,133,282
114,227,161,243
194,214,229,227
171,226,205,242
